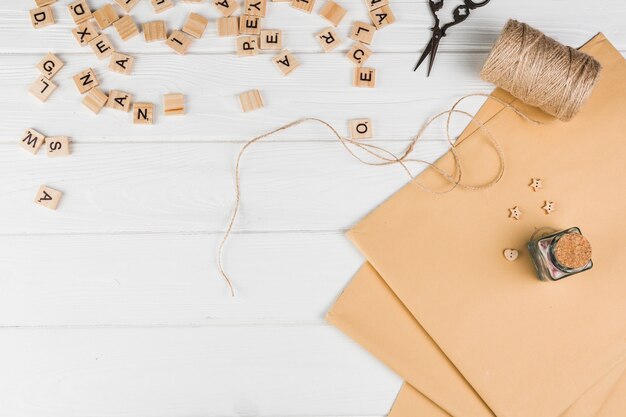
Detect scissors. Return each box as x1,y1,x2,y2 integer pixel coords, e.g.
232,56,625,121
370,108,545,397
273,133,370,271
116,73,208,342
414,0,491,75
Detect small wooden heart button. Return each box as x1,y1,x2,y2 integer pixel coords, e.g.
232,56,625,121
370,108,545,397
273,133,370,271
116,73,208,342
504,249,519,261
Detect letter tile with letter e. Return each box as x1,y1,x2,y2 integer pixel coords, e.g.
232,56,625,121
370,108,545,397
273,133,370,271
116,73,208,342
29,75,57,101
354,67,376,88
89,34,115,60
260,29,282,50
273,50,299,76
134,103,155,125
107,90,133,112
316,27,341,52
36,53,64,79
30,6,55,29
19,128,46,155
109,52,135,75
34,185,63,210
349,118,372,139
239,15,262,35
46,136,71,157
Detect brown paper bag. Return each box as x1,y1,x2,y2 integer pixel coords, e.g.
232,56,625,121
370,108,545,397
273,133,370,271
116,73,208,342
346,34,626,417
328,262,626,417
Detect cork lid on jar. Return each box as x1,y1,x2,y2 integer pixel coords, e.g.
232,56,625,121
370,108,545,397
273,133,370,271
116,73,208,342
554,233,592,269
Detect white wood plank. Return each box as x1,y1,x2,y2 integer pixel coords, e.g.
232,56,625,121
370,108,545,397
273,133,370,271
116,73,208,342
1,52,490,142
0,232,363,325
0,326,402,417
2,0,623,53
0,139,457,233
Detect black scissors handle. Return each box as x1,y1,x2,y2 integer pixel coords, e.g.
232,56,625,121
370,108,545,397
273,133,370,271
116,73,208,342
441,0,490,35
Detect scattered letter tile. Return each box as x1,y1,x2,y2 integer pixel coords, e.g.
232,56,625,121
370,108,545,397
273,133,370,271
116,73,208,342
316,27,341,52
291,0,316,13
82,88,109,114
68,0,92,24
245,0,267,17
19,128,46,155
89,34,115,60
46,136,71,157
354,67,376,88
34,185,62,210
346,42,372,65
364,0,387,11
36,53,64,79
143,21,167,42
113,15,140,41
134,103,155,124
217,17,239,37
35,0,56,6
73,68,99,94
349,118,372,139
369,4,395,29
236,36,259,56
107,90,133,112
273,50,299,76
115,0,141,12
166,31,193,55
164,93,185,115
151,0,174,13
318,1,347,27
239,15,262,35
213,0,240,17
349,21,375,45
109,52,135,75
238,89,264,112
72,21,99,47
93,4,119,30
183,13,209,39
29,75,57,101
30,6,55,29
260,29,282,50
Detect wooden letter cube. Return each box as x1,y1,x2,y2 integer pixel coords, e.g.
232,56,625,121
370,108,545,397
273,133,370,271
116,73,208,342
35,0,56,6
115,0,141,12
349,118,372,139
318,1,347,27
291,0,315,13
349,21,376,45
236,36,259,56
346,42,372,65
238,89,264,112
364,0,388,10
109,52,135,75
151,0,174,13
239,15,261,35
113,15,140,41
89,34,115,60
217,17,239,37
30,6,55,29
73,68,99,94
164,93,185,115
46,136,71,157
134,103,155,124
213,0,240,17
72,21,99,47
183,13,209,39
19,128,46,155
82,88,109,114
260,29,282,50
36,53,64,79
273,50,299,76
29,75,57,101
68,0,92,24
34,185,62,210
167,31,193,55
354,67,376,88
369,4,395,29
107,90,133,112
143,21,167,42
93,4,119,30
244,0,267,17
315,27,341,52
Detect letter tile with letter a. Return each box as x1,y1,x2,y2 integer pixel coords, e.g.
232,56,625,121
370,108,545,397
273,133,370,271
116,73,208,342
36,53,64,79
316,27,341,52
30,6,55,29
29,76,57,101
109,52,135,75
134,103,155,125
369,4,395,29
68,0,92,24
72,21,99,47
34,185,63,210
107,90,133,112
46,136,71,157
349,118,372,139
273,50,300,76
19,128,46,155
213,0,240,17
354,67,376,88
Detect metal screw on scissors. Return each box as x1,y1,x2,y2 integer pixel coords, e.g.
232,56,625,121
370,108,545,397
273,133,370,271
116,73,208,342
414,0,491,76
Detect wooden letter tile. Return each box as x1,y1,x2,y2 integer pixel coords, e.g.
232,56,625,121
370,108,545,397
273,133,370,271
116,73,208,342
236,36,259,56
239,15,261,35
166,31,193,55
46,136,71,157
114,0,141,12
369,4,395,29
260,29,282,50
354,67,376,88
244,0,267,17
36,53,64,79
109,52,135,75
349,118,372,139
89,34,115,60
93,4,119,30
349,21,376,44
164,93,185,115
30,6,55,29
19,128,46,155
318,1,347,27
34,185,62,210
113,15,140,41
143,21,167,42
238,89,264,112
68,0,92,24
291,0,315,13
35,0,56,6
72,21,99,47
151,0,174,13
134,103,155,124
346,42,372,65
73,68,99,94
82,88,109,114
364,0,387,11
213,0,240,17
107,90,133,112
29,75,57,101
182,13,209,39
273,50,299,76
316,27,341,52
217,17,239,37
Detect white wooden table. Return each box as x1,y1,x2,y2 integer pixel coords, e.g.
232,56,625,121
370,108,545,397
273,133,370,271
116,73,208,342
1,1,623,416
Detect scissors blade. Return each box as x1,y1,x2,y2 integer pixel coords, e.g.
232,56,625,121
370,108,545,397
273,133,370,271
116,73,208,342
413,37,434,72
426,37,441,77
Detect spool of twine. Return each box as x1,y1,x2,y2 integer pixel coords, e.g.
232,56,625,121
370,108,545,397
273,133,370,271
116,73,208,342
480,19,601,121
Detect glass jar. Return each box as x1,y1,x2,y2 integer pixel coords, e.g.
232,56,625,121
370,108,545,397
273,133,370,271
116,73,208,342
528,227,593,281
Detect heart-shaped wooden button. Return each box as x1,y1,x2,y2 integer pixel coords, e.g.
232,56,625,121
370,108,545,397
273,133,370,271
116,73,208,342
504,249,519,261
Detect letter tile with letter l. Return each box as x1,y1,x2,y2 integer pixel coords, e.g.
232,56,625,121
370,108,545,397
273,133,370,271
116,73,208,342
29,75,57,101
349,21,375,45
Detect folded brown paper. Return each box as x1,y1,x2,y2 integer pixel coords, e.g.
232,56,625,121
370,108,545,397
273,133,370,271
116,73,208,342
346,34,626,417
